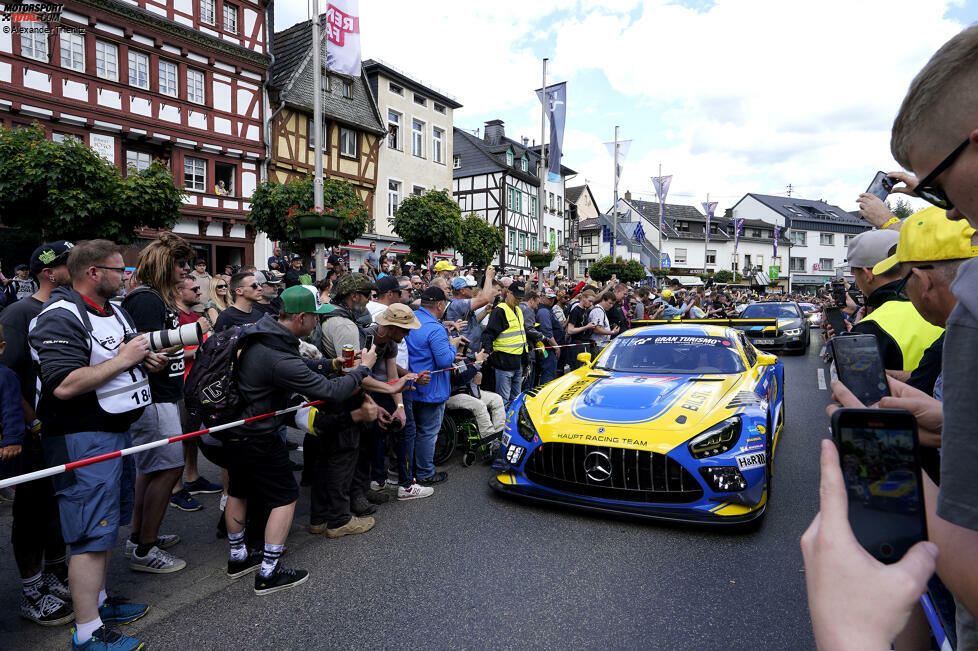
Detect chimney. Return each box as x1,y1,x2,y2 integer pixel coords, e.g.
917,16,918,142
624,190,632,202
521,136,529,147
484,119,505,144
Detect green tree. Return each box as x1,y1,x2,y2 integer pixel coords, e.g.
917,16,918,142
390,189,462,263
588,255,631,282
0,123,182,243
457,213,504,268
247,175,369,253
887,197,915,220
713,270,734,283
621,260,647,282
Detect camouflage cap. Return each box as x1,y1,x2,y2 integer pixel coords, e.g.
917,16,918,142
330,272,377,299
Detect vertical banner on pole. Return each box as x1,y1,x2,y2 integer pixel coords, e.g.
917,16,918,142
701,201,717,243
537,82,567,182
773,226,780,259
652,175,673,229
325,0,361,76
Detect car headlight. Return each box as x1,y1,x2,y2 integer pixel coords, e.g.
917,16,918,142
783,328,802,336
687,416,741,459
699,466,748,492
516,405,536,443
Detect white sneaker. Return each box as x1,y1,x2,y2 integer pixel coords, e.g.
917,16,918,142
129,546,186,574
370,479,400,492
397,482,434,500
369,480,384,492
125,534,180,559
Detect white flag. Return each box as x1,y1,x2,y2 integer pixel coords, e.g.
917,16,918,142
325,0,361,77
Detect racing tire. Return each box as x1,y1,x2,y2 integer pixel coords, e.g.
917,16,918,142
433,413,458,466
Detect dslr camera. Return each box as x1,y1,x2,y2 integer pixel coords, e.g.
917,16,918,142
140,323,202,352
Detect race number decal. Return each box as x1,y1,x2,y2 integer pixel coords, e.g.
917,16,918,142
735,451,766,471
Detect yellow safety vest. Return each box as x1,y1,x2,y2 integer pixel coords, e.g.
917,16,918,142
861,299,944,371
493,303,528,356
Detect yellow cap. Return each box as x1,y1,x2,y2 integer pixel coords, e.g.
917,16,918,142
434,260,456,272
661,289,674,298
872,206,978,275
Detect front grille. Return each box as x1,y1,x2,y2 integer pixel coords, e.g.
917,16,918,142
524,443,703,503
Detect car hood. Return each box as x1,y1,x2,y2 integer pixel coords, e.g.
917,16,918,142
523,368,749,454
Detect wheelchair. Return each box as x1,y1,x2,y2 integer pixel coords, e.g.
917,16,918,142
433,408,501,467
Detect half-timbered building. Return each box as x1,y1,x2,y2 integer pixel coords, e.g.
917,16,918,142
263,16,385,268
0,0,271,269
453,120,575,273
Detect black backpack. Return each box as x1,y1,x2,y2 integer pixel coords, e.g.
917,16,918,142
184,325,250,431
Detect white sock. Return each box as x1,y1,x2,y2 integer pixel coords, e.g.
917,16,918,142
219,493,228,511
22,572,43,600
75,617,103,643
98,589,107,607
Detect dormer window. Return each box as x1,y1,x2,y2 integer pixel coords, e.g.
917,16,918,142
506,150,514,166
520,155,528,172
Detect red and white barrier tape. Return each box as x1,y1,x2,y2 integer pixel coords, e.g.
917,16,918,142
0,400,324,490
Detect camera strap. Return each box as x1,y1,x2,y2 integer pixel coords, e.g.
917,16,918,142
71,291,136,352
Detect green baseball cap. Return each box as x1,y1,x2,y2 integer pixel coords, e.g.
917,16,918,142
279,285,335,315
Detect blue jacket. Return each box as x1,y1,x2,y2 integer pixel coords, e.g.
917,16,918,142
406,307,457,403
0,365,24,448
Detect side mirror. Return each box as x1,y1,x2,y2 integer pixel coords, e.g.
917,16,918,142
756,352,778,366
576,352,592,365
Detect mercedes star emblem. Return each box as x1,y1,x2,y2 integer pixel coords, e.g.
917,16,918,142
583,451,612,482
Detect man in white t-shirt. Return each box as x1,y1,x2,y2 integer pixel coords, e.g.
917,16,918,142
589,291,619,352
366,276,405,320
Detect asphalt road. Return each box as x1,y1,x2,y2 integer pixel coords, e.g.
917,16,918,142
0,337,834,650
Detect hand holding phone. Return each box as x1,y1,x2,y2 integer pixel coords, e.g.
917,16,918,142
830,335,890,405
866,171,896,202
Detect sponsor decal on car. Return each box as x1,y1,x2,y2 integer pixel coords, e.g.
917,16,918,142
736,451,766,471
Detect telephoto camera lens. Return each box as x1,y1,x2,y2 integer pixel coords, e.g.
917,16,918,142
145,323,202,352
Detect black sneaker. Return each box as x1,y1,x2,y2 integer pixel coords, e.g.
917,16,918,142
418,471,448,486
351,495,378,516
227,551,262,579
365,489,390,504
254,565,309,596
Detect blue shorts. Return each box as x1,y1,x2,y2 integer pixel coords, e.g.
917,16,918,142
43,431,134,555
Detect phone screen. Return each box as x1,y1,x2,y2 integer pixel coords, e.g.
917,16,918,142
866,171,892,201
831,334,890,405
824,307,848,334
831,281,847,308
363,334,375,351
831,408,926,564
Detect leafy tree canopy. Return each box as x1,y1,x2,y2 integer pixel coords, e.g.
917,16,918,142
390,189,461,263
457,213,504,268
887,197,915,220
0,124,182,243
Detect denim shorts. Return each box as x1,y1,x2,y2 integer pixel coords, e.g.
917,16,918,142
130,401,185,475
43,430,134,555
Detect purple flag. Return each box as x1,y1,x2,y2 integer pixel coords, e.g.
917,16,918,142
701,201,717,244
734,218,744,249
652,175,673,229
773,225,780,259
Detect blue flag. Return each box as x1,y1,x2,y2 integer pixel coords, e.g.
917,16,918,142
537,82,567,183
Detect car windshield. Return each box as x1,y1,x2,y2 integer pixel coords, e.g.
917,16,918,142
597,334,746,374
742,303,801,319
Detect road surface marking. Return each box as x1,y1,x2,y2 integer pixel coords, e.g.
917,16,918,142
817,368,827,391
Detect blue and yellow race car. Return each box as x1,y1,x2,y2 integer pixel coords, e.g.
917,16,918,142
490,323,785,525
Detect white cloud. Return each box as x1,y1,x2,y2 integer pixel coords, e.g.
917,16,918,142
274,1,966,215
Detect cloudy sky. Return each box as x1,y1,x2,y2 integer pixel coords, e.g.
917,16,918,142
276,0,975,216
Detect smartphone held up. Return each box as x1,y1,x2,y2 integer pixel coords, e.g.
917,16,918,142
866,171,897,202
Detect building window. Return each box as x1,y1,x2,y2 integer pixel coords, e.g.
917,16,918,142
52,132,81,143
21,31,48,62
548,192,555,210
706,249,716,265
508,229,516,253
530,196,538,219
557,196,563,214
582,233,592,246
184,156,206,191
387,110,400,150
519,233,527,254
95,40,118,81
531,234,538,251
128,51,149,89
506,150,514,167
674,248,687,264
126,150,152,172
520,156,528,172
458,195,467,212
411,119,424,158
507,186,522,213
388,180,401,217
389,82,402,96
749,228,762,238
214,161,235,195
60,32,85,72
434,102,446,114
819,258,834,271
340,127,357,157
790,230,807,246
200,0,215,24
432,127,444,164
453,154,460,169
413,93,426,106
187,69,205,104
412,185,425,196
223,2,237,33
675,221,689,232
756,254,764,267
306,117,327,149
790,257,806,272
342,80,353,99
844,234,854,246
580,261,589,276
159,60,178,97
820,232,834,246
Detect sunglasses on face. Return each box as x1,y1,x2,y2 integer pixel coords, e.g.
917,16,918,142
215,284,227,289
914,138,970,210
895,265,933,299
249,282,261,290
191,286,201,292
